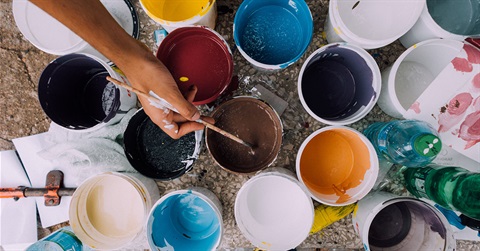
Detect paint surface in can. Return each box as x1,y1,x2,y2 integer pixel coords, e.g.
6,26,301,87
143,0,212,21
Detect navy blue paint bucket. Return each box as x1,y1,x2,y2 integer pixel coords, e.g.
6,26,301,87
233,0,313,71
298,43,381,125
38,53,137,132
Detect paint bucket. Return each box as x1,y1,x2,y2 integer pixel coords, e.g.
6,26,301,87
296,126,379,206
233,0,313,71
235,167,314,250
139,0,217,32
38,53,137,132
69,172,160,250
146,187,223,250
205,96,283,174
324,0,425,49
377,39,465,118
298,43,381,125
353,191,456,251
123,108,203,180
400,0,480,48
12,0,139,60
156,26,233,105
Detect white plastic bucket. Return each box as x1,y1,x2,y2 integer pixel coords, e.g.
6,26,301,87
353,191,456,251
377,39,465,118
298,43,381,125
12,0,139,61
69,172,160,250
400,0,480,48
325,0,425,49
235,167,314,250
296,126,379,206
147,187,223,250
139,0,217,33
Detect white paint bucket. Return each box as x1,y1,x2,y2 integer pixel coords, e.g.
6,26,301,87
377,39,465,118
400,0,480,48
235,167,314,250
69,172,160,250
12,0,139,61
147,187,223,250
296,126,378,206
353,191,456,251
325,0,425,49
298,43,381,125
139,0,217,33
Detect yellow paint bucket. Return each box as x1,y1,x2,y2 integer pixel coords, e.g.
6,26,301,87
140,0,217,32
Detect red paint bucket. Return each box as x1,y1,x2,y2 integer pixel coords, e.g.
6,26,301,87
156,26,233,105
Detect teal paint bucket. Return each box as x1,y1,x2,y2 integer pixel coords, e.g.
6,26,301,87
147,188,223,250
233,0,313,71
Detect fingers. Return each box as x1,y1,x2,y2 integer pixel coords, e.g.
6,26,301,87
166,85,201,122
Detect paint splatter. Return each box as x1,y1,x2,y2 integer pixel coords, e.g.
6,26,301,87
452,57,473,72
179,76,189,82
352,1,360,10
438,93,473,132
459,111,480,149
410,101,421,114
473,96,480,111
473,73,480,90
464,44,480,64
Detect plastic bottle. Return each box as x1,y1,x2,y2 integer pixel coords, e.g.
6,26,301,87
363,120,442,167
403,165,480,220
26,226,87,251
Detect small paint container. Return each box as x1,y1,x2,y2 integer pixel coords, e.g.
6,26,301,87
296,126,378,206
140,0,217,32
123,109,203,180
69,172,160,250
233,0,313,71
156,26,234,105
324,0,424,49
400,0,480,48
377,39,466,118
353,191,455,251
146,187,223,250
298,43,381,125
205,97,283,174
235,167,314,250
38,53,137,132
12,0,138,61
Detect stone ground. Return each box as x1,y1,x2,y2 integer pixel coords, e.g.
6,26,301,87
1,0,479,250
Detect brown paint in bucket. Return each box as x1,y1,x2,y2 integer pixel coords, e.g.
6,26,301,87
206,97,282,174
156,26,233,105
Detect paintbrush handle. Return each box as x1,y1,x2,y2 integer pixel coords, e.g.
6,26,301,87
196,119,251,147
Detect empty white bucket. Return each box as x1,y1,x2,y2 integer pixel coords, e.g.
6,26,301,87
235,167,314,250
325,0,425,49
377,39,465,118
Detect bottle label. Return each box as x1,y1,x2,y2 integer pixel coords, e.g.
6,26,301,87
409,168,432,198
43,229,83,251
376,123,395,157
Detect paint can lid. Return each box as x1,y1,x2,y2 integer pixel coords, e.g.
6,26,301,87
414,134,442,157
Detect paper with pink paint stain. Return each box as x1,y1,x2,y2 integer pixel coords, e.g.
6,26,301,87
404,43,480,163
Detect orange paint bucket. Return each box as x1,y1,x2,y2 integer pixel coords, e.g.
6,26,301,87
296,126,378,206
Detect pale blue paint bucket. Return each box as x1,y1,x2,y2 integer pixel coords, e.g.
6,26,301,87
147,188,223,250
233,0,313,71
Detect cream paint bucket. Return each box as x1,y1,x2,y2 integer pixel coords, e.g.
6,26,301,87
146,187,223,250
69,172,160,249
353,191,456,251
325,0,425,49
139,0,217,32
377,39,465,118
296,126,378,206
235,167,314,250
400,0,480,48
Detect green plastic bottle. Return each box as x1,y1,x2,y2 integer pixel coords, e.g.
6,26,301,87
404,164,480,220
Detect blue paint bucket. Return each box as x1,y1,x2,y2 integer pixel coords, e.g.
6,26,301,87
147,188,223,250
233,0,313,71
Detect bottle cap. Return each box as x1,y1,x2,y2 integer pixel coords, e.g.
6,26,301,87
414,134,442,157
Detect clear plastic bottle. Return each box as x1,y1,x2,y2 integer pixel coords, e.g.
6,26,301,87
363,120,442,167
26,226,86,251
404,165,480,220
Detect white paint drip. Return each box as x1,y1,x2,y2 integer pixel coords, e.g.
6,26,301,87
158,238,174,251
180,130,203,167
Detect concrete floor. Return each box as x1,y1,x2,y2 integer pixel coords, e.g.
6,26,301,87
1,0,479,250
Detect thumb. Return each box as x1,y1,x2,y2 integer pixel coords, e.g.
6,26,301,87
167,90,200,121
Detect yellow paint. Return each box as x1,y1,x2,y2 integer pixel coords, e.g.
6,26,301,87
321,31,327,39
310,203,356,234
413,44,417,48
334,27,341,35
179,76,189,82
141,0,213,21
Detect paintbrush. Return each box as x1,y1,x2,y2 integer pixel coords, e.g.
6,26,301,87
106,76,255,153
